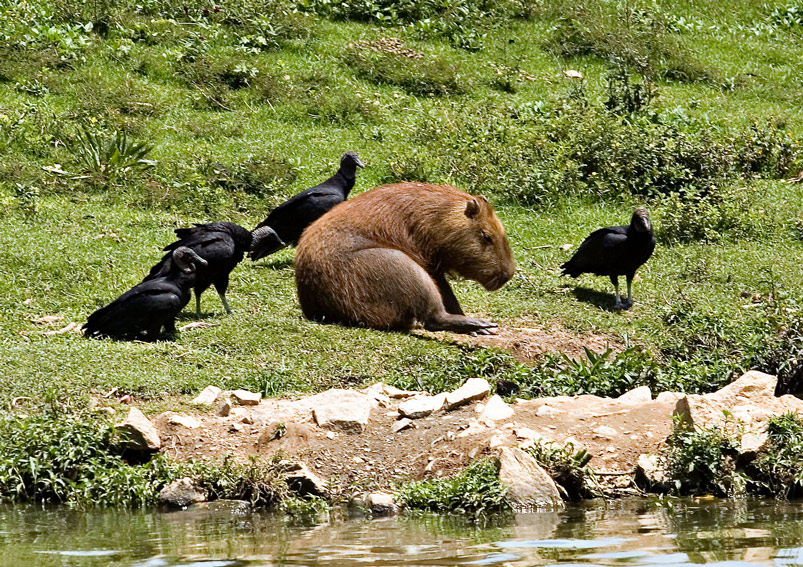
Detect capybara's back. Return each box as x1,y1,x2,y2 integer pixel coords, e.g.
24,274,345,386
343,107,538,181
294,183,515,333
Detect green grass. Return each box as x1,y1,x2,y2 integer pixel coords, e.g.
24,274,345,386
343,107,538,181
1,0,803,408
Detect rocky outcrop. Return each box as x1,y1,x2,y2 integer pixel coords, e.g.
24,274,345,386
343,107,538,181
398,393,446,419
191,385,222,406
116,407,160,451
231,389,262,406
282,461,328,498
495,447,564,510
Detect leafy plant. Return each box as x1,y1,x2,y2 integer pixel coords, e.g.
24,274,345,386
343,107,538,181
396,459,510,516
750,413,803,498
665,416,744,497
72,126,155,179
525,440,597,500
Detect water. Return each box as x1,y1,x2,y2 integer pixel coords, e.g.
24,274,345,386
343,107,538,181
1,498,803,567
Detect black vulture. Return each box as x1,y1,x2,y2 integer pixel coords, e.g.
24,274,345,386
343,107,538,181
249,150,364,261
85,247,207,340
144,221,252,315
560,207,655,309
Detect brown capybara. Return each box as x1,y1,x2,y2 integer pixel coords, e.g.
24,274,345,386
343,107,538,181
294,182,516,333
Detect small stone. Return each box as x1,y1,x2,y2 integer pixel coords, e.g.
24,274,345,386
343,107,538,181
168,413,201,429
617,386,652,404
592,425,618,439
158,478,206,509
231,389,261,406
353,456,365,464
191,385,222,406
444,378,491,411
241,416,254,425
115,407,160,451
398,393,446,419
366,492,398,516
229,423,243,433
392,418,413,433
480,395,514,422
311,389,375,434
284,462,328,498
326,431,336,439
563,69,583,79
217,399,233,417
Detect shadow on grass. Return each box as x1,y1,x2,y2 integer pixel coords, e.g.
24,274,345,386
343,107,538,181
570,285,622,311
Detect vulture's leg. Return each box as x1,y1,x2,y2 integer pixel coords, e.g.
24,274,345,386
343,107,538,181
195,293,202,317
219,292,232,315
610,274,624,309
625,275,634,308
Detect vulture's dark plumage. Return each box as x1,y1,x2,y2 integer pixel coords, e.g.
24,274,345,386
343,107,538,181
85,247,206,340
144,221,252,315
249,150,364,261
561,207,656,309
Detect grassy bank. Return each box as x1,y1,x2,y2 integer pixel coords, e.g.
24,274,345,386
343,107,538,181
1,0,803,408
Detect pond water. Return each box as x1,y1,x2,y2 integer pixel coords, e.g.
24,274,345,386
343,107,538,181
1,498,803,567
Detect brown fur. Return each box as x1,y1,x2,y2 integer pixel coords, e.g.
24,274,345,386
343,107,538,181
294,183,516,333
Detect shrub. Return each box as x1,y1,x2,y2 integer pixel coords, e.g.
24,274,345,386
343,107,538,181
525,441,596,499
665,417,744,497
750,413,803,498
397,459,510,515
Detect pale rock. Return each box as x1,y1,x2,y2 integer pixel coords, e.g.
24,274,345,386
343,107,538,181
310,389,376,433
167,413,201,429
739,431,769,459
617,386,652,404
495,447,564,510
475,403,486,413
634,453,671,493
489,431,512,449
361,383,391,407
456,419,488,438
536,405,564,417
366,492,398,516
158,478,206,508
656,391,684,404
392,418,413,433
230,407,246,418
480,395,514,422
674,371,798,433
445,378,491,411
191,385,222,406
217,399,233,417
398,393,446,419
282,461,328,497
592,425,618,439
231,389,261,406
115,407,160,451
384,384,419,399
229,423,243,433
241,415,255,425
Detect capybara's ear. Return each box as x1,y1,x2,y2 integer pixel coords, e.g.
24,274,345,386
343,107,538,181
478,195,489,203
465,199,480,218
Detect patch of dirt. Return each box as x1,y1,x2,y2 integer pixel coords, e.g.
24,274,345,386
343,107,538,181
421,320,622,362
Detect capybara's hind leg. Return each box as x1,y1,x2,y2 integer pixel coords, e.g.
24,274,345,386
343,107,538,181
424,312,498,334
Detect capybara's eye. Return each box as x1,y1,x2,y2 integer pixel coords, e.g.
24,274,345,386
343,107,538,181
481,230,493,245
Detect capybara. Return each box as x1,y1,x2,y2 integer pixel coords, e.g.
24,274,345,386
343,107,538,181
294,182,516,333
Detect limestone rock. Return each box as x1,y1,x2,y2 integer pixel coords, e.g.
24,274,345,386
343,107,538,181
634,453,671,493
231,389,262,406
398,393,446,419
392,418,413,433
445,378,491,411
495,447,564,510
311,389,375,433
656,391,684,404
366,492,398,516
480,395,514,422
191,385,222,406
739,431,769,462
167,413,201,429
617,386,652,404
159,477,207,509
283,462,328,498
115,407,160,451
674,371,800,434
217,399,233,417
592,425,618,439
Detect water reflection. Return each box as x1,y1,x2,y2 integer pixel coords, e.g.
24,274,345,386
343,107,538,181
0,498,802,566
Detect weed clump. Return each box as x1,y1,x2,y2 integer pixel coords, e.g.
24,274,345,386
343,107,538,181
397,459,510,515
525,441,597,500
750,413,803,498
665,418,744,497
